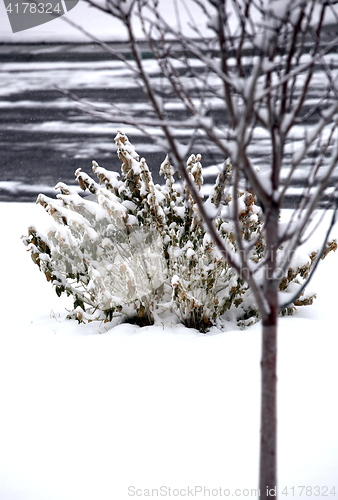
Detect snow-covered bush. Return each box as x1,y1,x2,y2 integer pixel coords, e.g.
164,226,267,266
23,132,336,332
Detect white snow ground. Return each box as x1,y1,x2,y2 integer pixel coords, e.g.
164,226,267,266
0,202,338,500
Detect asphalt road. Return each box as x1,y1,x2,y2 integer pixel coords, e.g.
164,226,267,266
0,43,226,202
1,42,337,206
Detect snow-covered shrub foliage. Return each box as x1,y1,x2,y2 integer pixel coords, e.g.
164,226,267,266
23,132,337,332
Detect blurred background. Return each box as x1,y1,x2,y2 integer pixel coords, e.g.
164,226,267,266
0,0,222,202
1,1,338,205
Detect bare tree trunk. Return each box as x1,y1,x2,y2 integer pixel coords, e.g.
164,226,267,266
260,309,278,498
259,208,279,498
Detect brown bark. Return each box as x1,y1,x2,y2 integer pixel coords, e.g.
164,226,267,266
259,207,279,498
259,310,278,498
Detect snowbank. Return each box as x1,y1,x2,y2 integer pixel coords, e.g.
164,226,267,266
0,202,337,499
